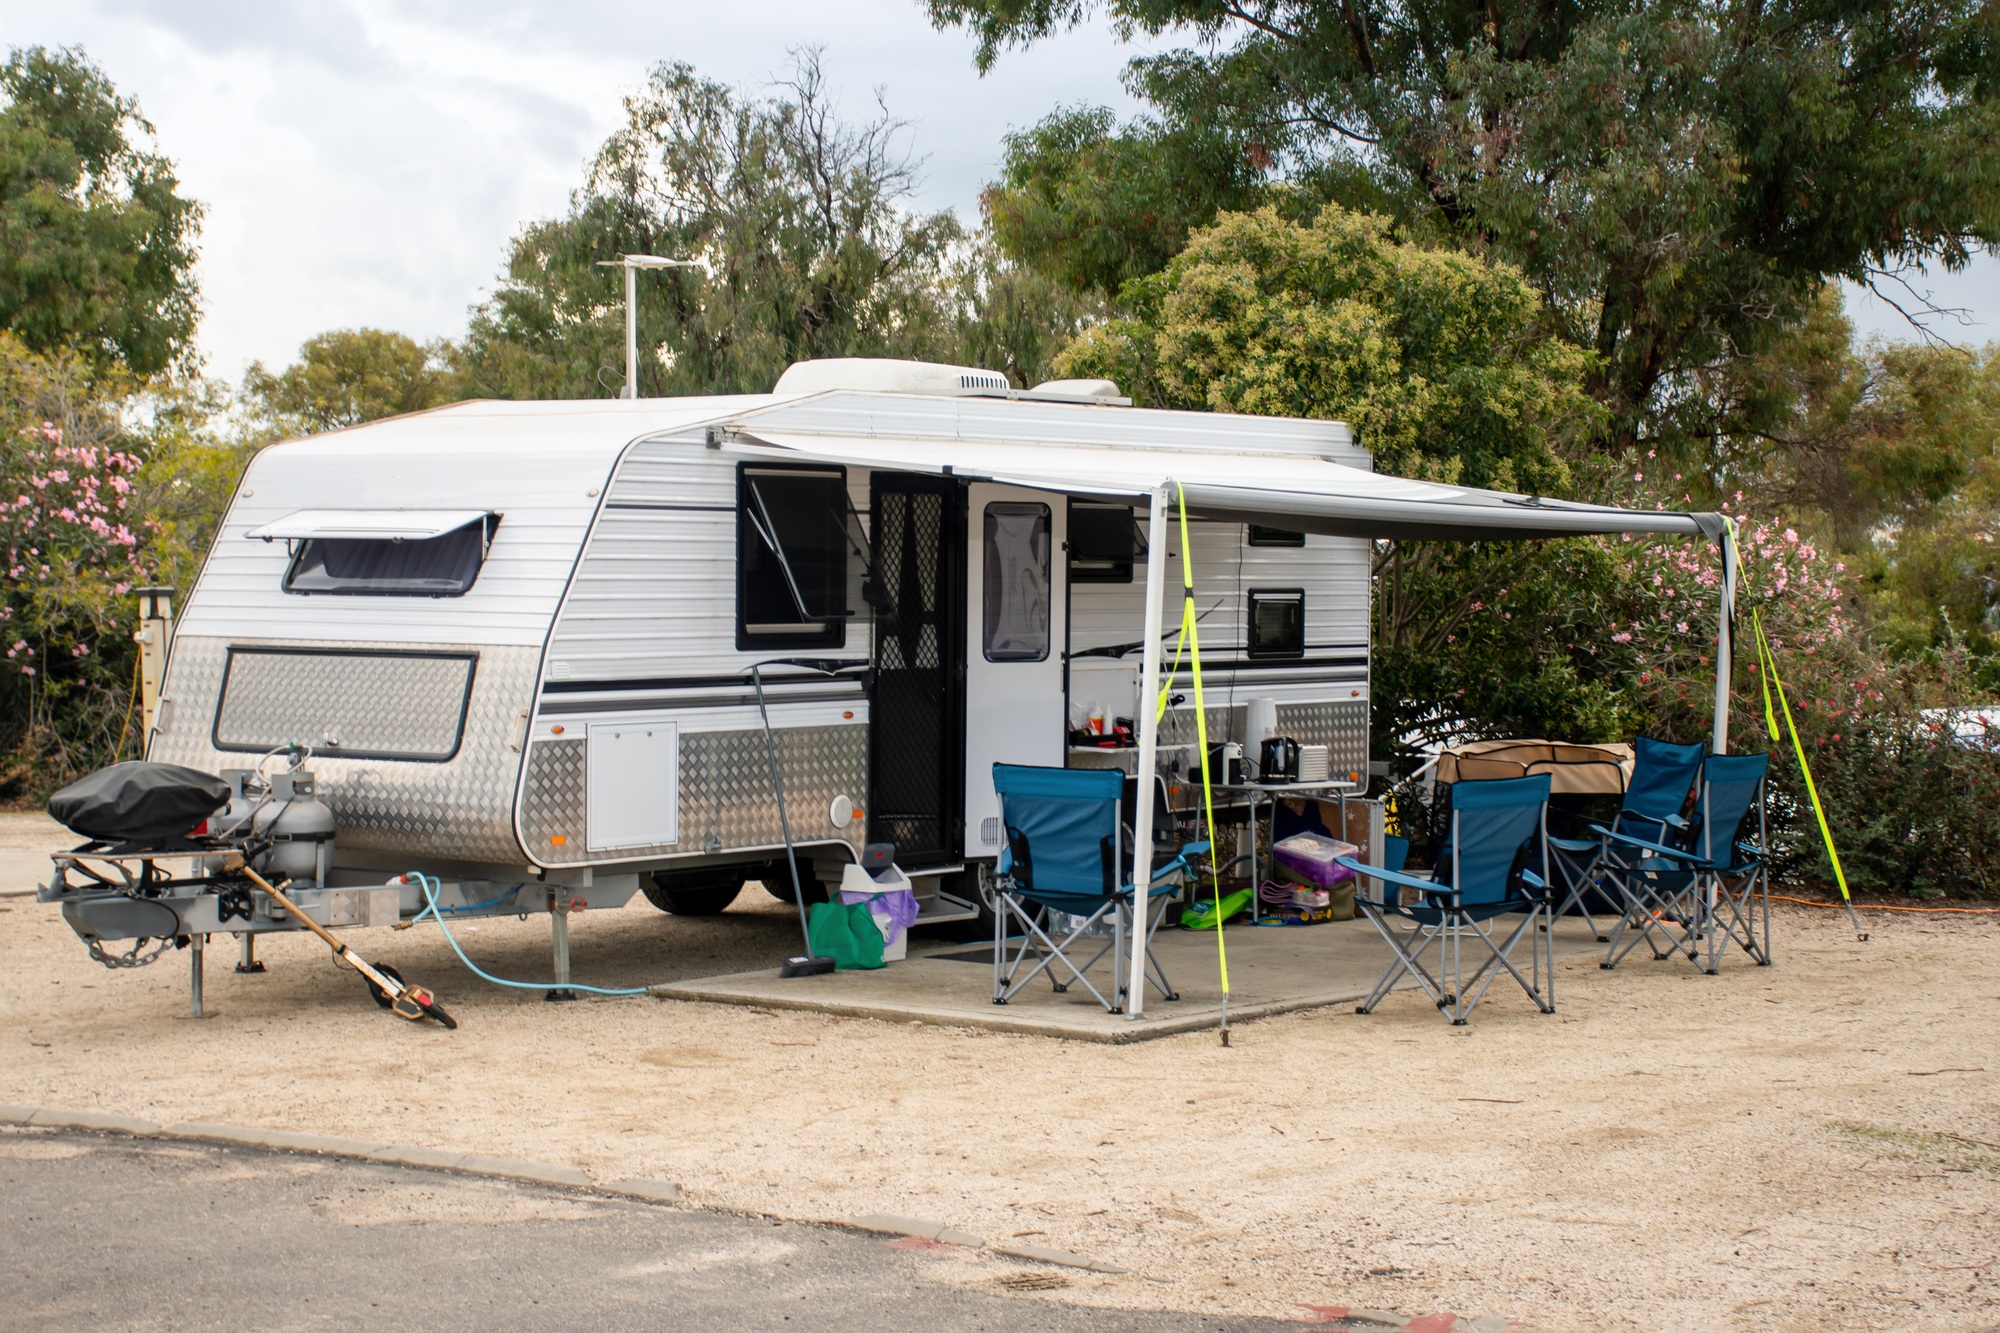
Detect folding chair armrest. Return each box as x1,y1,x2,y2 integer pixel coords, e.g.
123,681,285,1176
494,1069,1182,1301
1145,840,1210,885
1592,825,1709,865
1334,855,1443,897
1519,867,1546,891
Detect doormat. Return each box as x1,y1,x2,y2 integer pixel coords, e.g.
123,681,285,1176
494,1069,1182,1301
927,946,1001,964
928,937,1088,965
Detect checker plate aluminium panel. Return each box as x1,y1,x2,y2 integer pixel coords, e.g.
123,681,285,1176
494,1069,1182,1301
149,635,538,864
1276,698,1371,783
520,724,868,866
213,647,476,759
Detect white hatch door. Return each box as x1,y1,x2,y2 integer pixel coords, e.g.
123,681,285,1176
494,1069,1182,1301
586,721,679,851
963,484,1068,856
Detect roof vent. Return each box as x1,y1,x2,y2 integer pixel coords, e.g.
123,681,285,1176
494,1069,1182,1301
774,358,1010,396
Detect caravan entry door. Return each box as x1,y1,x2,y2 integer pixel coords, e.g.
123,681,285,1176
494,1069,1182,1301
866,473,966,868
964,483,1068,858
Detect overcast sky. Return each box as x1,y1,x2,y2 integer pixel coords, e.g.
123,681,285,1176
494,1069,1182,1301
5,0,1996,381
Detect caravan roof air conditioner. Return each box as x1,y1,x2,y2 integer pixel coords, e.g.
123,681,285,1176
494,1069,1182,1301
772,358,1130,404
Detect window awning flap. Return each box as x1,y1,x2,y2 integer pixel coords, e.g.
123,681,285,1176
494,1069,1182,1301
244,509,493,542
724,428,1723,543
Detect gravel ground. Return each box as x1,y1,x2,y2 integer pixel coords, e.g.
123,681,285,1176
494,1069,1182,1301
5,812,1998,1331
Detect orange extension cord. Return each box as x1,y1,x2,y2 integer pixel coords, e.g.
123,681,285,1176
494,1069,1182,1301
1771,894,2000,915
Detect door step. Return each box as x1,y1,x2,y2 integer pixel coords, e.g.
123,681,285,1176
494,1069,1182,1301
909,870,980,926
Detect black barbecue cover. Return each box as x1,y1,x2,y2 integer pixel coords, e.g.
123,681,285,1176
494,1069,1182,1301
47,761,232,843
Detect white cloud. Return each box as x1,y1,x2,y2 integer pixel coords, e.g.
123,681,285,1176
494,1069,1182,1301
2,0,1145,379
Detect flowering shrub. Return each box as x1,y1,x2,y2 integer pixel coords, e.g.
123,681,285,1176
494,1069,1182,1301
0,341,152,794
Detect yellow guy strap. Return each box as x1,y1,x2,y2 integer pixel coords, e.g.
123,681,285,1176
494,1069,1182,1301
1731,521,1865,939
1154,483,1233,1043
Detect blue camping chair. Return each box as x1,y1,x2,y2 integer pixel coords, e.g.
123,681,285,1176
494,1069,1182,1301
1336,775,1556,1025
1597,752,1771,973
990,764,1209,1013
1547,736,1705,939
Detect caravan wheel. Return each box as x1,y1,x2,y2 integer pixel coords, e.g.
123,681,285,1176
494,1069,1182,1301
759,863,829,907
642,871,744,917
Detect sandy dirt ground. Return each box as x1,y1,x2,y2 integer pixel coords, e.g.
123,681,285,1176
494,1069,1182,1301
4,812,1997,1331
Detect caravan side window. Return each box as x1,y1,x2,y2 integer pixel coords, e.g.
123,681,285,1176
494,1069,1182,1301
736,465,849,649
983,502,1052,662
284,519,495,597
1247,589,1305,658
1067,501,1134,583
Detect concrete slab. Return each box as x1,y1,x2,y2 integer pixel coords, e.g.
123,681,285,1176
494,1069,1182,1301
651,916,1608,1043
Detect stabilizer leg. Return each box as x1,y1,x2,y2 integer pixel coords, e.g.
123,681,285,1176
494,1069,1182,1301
235,931,266,975
546,893,577,1002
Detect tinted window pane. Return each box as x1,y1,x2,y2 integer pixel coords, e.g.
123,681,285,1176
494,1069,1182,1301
983,502,1051,662
1248,525,1305,547
284,522,489,596
1068,502,1133,583
1247,589,1304,657
738,468,848,647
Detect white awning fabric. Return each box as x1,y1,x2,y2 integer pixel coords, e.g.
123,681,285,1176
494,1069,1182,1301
726,428,1722,543
243,509,492,542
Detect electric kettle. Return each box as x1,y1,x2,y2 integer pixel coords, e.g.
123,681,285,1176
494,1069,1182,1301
1258,736,1301,783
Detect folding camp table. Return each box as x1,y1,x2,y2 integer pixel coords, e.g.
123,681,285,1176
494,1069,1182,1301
1212,778,1365,924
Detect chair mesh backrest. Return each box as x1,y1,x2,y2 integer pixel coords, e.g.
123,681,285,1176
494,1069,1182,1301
1624,736,1705,824
992,764,1125,897
1695,753,1768,864
1447,775,1551,906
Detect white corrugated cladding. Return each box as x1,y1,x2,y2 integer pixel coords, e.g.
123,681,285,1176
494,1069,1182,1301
176,397,776,646
540,430,876,681
542,392,1369,683
1068,517,1368,658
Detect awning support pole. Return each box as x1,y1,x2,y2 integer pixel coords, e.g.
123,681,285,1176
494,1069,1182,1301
1128,483,1172,1020
1711,526,1737,756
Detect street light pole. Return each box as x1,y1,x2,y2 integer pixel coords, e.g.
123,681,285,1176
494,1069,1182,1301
594,254,704,400
623,263,638,401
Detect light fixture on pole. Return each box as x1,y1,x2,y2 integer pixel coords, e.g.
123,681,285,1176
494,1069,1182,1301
594,254,703,400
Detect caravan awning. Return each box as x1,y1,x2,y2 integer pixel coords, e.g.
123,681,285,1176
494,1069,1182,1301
725,429,1721,543
244,509,493,542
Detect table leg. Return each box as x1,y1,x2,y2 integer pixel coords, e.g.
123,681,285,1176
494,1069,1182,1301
1250,791,1265,924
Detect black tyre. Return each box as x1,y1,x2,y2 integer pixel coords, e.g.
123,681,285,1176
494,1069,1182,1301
366,962,404,1009
759,862,829,907
641,872,745,916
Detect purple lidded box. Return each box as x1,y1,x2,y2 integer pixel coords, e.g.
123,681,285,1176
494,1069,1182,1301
1272,832,1359,888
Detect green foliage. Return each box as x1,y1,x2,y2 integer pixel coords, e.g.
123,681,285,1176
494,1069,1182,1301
1058,204,1596,492
456,51,1092,398
242,328,456,436
983,104,1271,298
0,47,202,377
929,0,2000,452
1730,639,2000,900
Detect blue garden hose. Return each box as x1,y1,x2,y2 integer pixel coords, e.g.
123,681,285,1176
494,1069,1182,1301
409,886,520,922
405,871,647,997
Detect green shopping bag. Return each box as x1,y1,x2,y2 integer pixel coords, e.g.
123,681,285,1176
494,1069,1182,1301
1179,886,1254,930
806,900,886,970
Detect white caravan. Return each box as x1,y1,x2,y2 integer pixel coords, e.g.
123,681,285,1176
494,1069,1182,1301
144,361,1380,949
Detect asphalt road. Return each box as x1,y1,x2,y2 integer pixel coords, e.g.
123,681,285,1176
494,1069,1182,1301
0,1129,1297,1332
